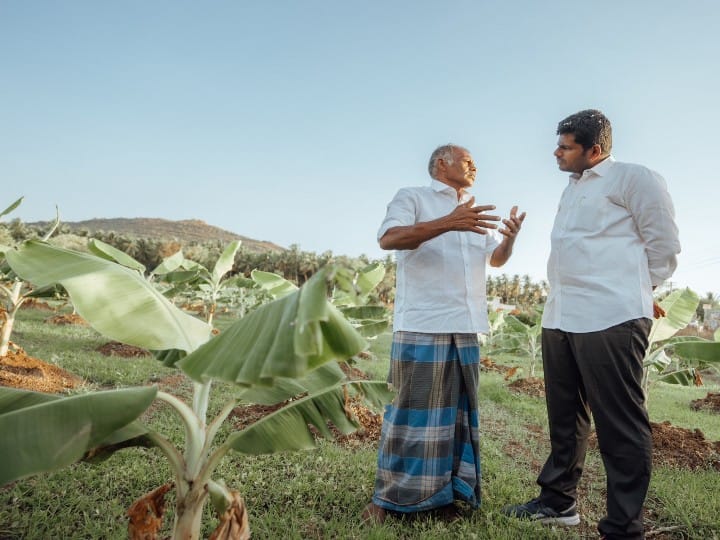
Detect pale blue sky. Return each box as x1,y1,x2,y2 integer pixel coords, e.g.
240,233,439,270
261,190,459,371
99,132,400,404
2,1,718,294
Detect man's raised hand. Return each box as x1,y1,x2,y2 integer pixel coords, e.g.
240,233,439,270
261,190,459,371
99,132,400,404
499,205,526,239
446,196,500,235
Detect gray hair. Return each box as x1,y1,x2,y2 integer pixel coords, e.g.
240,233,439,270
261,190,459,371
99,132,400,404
428,144,466,179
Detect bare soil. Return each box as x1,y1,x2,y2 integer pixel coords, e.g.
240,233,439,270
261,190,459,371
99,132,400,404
690,392,720,413
20,298,54,311
0,348,83,393
45,313,88,326
96,341,152,358
507,376,546,398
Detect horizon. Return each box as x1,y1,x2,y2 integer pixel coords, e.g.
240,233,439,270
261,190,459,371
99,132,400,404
2,1,718,294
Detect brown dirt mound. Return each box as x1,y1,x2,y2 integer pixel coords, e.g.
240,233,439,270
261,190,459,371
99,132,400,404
507,376,546,398
690,392,720,413
96,341,151,358
588,421,720,471
20,298,54,310
45,313,87,326
650,420,720,470
0,349,83,393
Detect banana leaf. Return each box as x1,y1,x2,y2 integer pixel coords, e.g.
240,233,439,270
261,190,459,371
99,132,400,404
226,380,392,455
211,240,241,284
179,268,367,384
339,306,387,320
355,262,385,296
0,386,156,485
6,240,211,353
657,369,696,386
251,269,298,299
236,361,347,405
88,239,146,273
151,250,186,276
649,288,699,344
672,340,720,365
0,197,23,219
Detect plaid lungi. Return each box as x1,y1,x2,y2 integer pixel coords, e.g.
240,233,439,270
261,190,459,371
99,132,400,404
372,331,481,512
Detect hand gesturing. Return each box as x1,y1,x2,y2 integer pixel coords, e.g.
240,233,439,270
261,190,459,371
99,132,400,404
499,206,526,239
448,196,501,235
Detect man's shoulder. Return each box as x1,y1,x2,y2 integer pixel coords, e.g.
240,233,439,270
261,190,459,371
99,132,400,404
396,185,433,194
391,185,434,200
611,160,659,177
611,161,669,194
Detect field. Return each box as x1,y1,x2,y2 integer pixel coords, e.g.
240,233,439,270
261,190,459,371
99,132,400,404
1,306,719,539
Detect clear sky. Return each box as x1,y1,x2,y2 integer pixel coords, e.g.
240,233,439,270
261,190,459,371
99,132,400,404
2,1,718,295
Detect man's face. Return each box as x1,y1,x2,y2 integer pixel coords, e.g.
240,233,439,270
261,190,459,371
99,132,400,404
554,133,594,174
440,148,477,190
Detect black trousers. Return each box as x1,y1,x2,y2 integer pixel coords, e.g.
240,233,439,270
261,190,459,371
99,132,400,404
537,318,652,540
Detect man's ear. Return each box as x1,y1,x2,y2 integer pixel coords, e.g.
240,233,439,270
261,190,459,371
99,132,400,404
590,144,604,162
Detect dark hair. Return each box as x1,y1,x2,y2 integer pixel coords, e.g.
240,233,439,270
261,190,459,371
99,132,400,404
557,109,612,154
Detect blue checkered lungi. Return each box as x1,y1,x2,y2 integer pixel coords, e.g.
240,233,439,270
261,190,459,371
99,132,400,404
371,331,481,512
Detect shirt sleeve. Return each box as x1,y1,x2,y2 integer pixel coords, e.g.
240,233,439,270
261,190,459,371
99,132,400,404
623,168,681,286
377,188,417,242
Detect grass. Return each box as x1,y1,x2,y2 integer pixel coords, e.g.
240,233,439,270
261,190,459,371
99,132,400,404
1,309,719,539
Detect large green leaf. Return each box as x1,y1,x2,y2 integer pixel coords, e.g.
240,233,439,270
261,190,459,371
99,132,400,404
355,262,385,296
251,269,298,299
227,380,392,455
672,341,720,365
339,306,387,320
354,320,389,337
0,386,156,485
236,362,347,405
6,240,211,352
657,369,696,386
151,250,186,276
649,289,700,344
178,268,367,384
211,240,241,284
88,239,146,273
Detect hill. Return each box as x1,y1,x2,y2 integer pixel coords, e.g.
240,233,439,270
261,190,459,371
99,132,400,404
30,217,285,253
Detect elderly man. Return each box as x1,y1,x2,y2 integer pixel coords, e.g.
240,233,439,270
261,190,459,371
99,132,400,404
502,110,681,540
363,144,525,524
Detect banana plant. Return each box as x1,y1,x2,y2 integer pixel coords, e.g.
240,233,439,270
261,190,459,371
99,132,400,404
1,240,392,539
0,198,60,356
252,261,390,339
151,240,252,325
488,310,542,377
643,288,720,395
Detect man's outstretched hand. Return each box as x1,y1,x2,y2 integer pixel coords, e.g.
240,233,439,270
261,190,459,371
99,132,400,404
499,206,526,239
446,196,500,234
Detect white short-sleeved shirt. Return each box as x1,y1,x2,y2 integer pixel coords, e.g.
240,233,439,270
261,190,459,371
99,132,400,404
542,156,681,333
378,180,501,333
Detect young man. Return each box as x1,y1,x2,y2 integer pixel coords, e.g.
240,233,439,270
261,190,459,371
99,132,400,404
502,110,681,540
363,144,525,524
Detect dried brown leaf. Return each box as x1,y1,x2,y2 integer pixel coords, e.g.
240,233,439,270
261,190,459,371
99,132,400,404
127,483,173,540
209,490,251,540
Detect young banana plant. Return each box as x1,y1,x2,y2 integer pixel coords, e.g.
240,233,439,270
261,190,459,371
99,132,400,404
0,240,392,539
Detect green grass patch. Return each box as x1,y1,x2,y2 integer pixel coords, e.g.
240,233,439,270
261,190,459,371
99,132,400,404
1,321,718,539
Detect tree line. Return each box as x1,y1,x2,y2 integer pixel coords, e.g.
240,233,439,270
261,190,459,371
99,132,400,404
3,219,557,309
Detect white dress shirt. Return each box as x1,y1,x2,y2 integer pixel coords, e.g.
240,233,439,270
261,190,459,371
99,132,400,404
542,156,681,333
378,179,501,333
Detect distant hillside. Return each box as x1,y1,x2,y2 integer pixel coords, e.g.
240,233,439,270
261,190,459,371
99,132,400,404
31,217,285,253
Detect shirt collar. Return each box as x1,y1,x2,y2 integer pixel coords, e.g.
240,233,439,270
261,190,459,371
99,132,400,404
430,179,471,202
570,155,616,183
